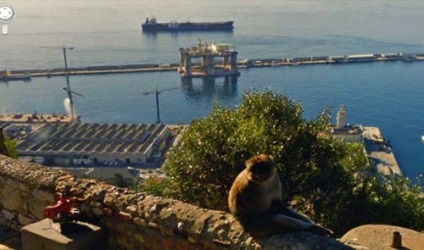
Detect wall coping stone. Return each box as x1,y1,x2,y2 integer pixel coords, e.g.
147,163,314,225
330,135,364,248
0,154,350,249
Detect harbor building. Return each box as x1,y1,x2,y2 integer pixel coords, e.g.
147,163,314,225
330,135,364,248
331,104,363,143
178,41,239,78
330,105,402,176
9,122,185,167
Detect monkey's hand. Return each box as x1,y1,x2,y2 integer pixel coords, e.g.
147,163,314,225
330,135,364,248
309,224,335,237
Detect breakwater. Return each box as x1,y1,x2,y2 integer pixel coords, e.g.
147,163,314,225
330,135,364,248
3,52,424,80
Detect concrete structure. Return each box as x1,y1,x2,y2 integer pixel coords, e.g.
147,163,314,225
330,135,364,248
14,122,180,167
3,52,424,80
331,124,363,143
336,104,346,128
340,224,424,250
21,219,107,250
0,113,76,124
178,41,239,78
332,124,402,176
362,126,402,176
331,105,364,142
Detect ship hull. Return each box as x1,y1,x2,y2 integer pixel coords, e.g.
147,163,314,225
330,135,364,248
142,21,234,32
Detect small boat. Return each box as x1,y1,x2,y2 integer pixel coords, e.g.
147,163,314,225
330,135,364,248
421,135,424,142
0,74,31,82
141,16,234,32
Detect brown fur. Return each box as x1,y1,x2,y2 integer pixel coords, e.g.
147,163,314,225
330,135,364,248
228,154,333,237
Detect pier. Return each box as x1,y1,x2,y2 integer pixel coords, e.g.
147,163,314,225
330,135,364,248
0,112,77,123
362,126,402,176
331,105,402,177
2,52,424,80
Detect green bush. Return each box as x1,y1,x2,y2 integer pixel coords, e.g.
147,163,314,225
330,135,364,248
142,91,424,235
4,135,18,158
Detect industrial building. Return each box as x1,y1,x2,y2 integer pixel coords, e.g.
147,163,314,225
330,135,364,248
13,122,182,167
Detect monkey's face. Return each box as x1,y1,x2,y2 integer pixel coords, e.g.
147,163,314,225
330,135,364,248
248,161,275,183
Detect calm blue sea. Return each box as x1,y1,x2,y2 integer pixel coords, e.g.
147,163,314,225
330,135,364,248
1,0,423,179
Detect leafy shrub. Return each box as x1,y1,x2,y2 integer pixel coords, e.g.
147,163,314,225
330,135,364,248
142,91,424,235
4,135,18,158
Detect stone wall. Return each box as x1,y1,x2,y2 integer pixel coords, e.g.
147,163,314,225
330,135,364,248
0,155,349,249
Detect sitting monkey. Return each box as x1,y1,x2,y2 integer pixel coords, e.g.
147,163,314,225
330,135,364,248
228,154,333,237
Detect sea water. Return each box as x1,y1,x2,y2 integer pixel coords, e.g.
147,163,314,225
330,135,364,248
1,0,423,179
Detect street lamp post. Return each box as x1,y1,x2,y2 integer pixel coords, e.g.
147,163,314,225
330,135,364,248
154,87,161,124
62,45,74,72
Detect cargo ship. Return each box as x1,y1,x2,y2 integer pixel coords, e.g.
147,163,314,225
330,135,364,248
141,16,234,32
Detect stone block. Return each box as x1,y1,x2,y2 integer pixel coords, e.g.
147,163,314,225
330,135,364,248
31,189,54,203
1,184,22,210
21,219,107,250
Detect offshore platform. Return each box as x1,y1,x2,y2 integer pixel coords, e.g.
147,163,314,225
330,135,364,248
178,40,239,78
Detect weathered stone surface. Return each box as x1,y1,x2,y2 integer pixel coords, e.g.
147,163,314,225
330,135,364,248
18,213,34,226
31,189,54,203
2,154,422,250
21,219,107,250
340,224,424,250
10,162,67,189
264,232,353,250
1,209,15,220
5,178,18,189
27,199,50,220
18,183,29,193
1,184,22,211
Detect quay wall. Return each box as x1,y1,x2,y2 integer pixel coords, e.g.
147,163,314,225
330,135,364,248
0,155,349,249
5,52,424,79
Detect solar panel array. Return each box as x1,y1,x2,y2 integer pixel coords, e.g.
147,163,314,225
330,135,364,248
17,123,168,155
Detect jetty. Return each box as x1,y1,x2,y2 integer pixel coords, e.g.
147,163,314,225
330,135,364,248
362,126,402,176
0,112,77,123
2,52,424,80
331,105,402,176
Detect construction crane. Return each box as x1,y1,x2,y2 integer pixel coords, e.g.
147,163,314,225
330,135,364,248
142,86,180,124
41,45,84,122
63,75,84,122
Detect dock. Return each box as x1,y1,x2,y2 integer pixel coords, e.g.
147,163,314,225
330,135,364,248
0,113,77,123
3,52,423,81
331,105,402,176
362,126,402,176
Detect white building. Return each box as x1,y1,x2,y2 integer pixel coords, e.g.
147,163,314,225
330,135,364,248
16,123,181,167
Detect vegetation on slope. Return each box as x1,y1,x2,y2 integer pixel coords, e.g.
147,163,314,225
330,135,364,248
2,135,18,158
141,91,424,235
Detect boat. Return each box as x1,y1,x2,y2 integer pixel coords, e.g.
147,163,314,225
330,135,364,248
0,70,31,82
0,75,31,82
141,16,234,32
